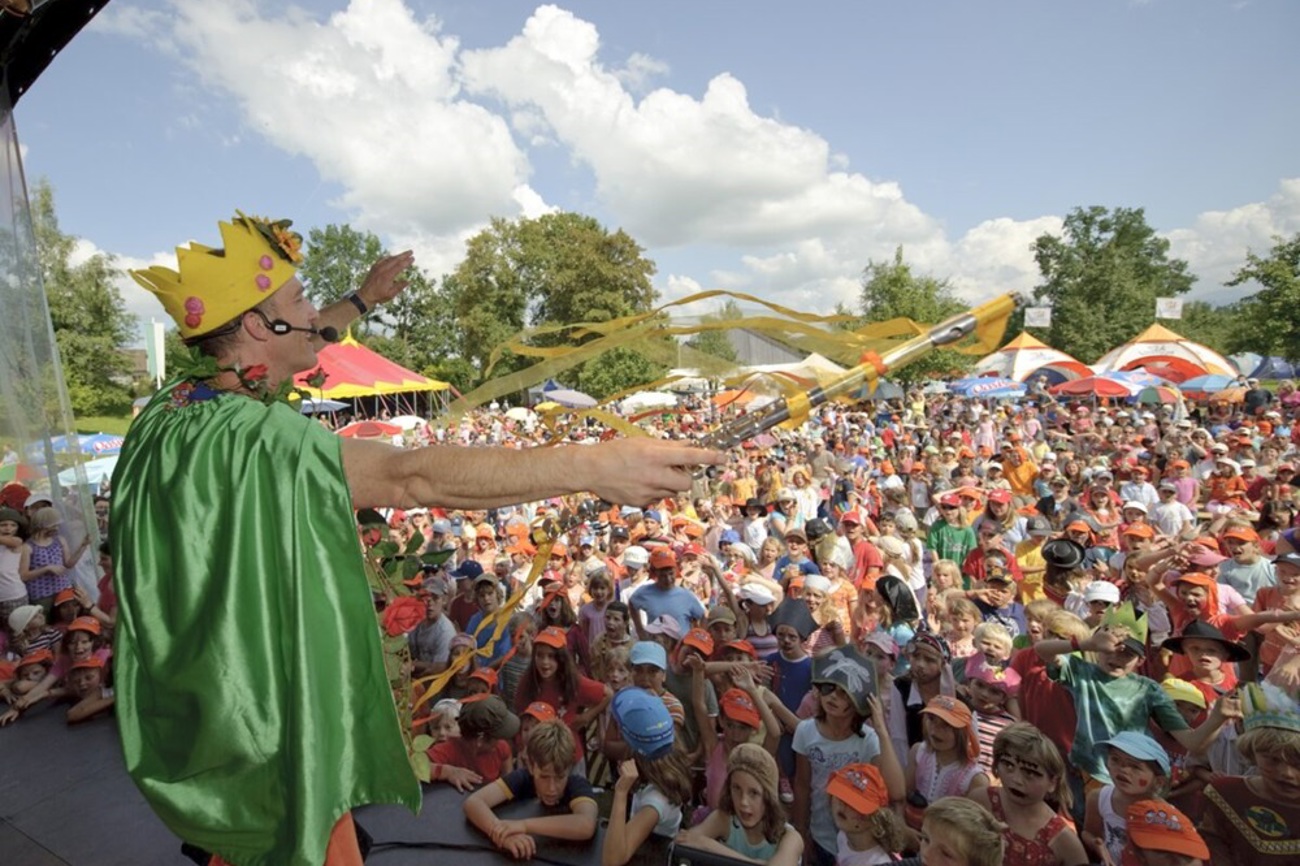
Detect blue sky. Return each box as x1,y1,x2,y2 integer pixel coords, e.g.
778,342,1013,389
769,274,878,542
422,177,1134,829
15,0,1300,332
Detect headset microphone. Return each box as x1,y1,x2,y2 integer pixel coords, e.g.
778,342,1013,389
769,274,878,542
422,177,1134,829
253,310,339,343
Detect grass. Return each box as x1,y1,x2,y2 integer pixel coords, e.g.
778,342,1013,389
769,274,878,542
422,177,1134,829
74,414,133,436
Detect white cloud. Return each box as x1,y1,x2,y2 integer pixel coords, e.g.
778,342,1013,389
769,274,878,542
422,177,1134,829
1165,177,1300,302
97,1,1298,329
69,238,171,334
153,0,538,241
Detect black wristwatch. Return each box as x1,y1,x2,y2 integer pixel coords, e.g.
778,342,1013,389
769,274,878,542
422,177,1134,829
345,291,368,315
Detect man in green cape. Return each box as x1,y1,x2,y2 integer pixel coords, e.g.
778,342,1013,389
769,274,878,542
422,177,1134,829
114,213,722,866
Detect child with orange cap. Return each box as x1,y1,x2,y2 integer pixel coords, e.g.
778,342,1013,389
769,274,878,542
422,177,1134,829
1123,800,1208,866
826,762,906,864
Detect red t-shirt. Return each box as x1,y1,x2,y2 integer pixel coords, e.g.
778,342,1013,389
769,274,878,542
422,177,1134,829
516,674,607,763
449,593,480,633
1010,647,1076,759
427,736,512,783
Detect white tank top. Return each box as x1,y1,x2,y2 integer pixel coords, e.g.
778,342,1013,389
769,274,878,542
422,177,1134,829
1097,785,1128,865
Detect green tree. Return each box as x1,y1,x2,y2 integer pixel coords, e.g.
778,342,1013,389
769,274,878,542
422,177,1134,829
1176,300,1237,357
858,247,969,383
1225,232,1300,361
33,180,137,415
446,213,661,397
687,299,741,364
1032,206,1195,364
299,224,387,336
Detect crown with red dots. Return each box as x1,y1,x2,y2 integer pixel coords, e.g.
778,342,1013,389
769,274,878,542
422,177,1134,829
130,212,303,340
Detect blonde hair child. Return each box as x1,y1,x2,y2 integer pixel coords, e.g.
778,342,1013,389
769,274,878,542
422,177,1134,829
919,797,1007,866
676,744,802,866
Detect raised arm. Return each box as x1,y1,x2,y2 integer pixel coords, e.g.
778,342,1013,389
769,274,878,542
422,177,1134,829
342,437,725,511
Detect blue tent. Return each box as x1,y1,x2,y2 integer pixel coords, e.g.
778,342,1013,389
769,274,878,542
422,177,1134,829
1249,357,1296,380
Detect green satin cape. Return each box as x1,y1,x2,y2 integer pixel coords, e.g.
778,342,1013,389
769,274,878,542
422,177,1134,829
110,383,420,866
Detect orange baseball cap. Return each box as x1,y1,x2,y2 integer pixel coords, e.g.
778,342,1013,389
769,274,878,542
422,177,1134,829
649,548,678,569
723,639,757,660
71,656,105,671
534,626,568,650
1125,800,1208,859
522,701,558,723
1066,520,1094,534
1222,526,1260,543
54,588,77,606
719,688,761,729
921,695,979,762
67,616,102,636
1122,523,1155,539
17,649,54,669
550,541,568,558
1173,572,1216,590
827,763,890,817
469,668,499,689
682,628,714,657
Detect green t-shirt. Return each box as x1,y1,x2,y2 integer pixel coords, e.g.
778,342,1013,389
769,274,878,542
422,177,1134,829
1050,654,1189,783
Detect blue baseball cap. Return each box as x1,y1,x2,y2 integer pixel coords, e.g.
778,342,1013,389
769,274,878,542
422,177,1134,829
629,641,668,671
644,509,663,524
612,688,675,759
1098,731,1171,776
452,560,484,581
720,529,741,545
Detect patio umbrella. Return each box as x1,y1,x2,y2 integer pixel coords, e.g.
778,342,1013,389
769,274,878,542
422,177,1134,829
545,388,597,409
58,455,119,488
299,398,348,414
620,391,677,413
948,377,1025,399
1135,386,1180,405
1208,387,1247,405
712,389,758,408
1051,376,1136,398
1180,374,1236,397
337,420,403,439
0,463,41,484
388,415,426,431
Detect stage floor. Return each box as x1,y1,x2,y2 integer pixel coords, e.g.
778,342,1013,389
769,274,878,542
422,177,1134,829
0,703,645,866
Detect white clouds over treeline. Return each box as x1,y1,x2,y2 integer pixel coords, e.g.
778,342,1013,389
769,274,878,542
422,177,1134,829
99,0,1299,326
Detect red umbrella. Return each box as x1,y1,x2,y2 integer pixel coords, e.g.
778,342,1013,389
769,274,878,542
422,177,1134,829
1049,376,1135,398
337,420,403,439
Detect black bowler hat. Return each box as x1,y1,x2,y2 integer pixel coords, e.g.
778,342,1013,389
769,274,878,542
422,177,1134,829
1042,538,1086,570
1160,620,1251,663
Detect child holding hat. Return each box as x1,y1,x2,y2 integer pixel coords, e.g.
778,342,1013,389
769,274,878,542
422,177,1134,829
603,687,694,866
825,762,906,864
677,743,802,866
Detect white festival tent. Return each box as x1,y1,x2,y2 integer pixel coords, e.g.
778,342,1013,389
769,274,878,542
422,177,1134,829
1091,323,1235,380
973,332,1092,383
738,353,847,387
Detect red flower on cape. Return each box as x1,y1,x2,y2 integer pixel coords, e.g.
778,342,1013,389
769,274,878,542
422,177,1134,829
382,596,426,636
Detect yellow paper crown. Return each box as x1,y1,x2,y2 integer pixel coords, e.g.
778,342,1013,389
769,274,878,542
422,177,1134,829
130,212,304,340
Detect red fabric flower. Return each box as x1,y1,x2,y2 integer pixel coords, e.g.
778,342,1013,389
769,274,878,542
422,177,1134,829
382,596,426,636
243,364,269,382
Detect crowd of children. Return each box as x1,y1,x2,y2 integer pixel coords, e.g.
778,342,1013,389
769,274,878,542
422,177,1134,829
7,380,1300,866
